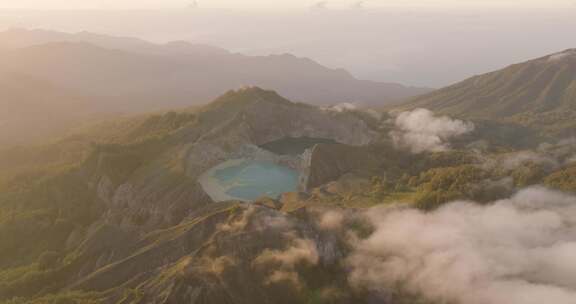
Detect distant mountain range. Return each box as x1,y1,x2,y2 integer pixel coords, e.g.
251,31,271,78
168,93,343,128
399,49,576,137
2,28,574,148
0,29,430,111
0,28,231,57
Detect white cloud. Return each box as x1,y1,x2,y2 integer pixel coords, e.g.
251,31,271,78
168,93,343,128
325,102,358,113
317,209,345,231
254,235,319,289
391,108,474,153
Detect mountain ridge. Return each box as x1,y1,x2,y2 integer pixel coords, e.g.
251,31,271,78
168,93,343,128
398,48,576,137
0,28,230,57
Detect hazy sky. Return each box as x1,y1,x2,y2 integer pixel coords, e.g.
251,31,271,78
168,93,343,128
1,0,575,10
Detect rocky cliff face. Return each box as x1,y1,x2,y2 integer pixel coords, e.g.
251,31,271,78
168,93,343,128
183,87,377,181
303,144,385,190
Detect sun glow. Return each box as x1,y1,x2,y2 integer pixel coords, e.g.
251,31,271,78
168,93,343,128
0,0,572,10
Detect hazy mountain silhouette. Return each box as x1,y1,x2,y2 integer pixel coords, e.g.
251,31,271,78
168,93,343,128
0,28,230,57
0,29,430,111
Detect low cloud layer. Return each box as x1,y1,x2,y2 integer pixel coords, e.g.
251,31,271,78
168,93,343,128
479,138,576,171
391,108,475,153
317,209,346,231
328,102,357,112
254,234,319,289
347,187,576,304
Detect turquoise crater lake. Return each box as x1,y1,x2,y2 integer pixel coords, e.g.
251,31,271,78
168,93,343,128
199,159,299,202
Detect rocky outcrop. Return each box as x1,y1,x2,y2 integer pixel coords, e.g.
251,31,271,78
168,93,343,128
302,143,384,190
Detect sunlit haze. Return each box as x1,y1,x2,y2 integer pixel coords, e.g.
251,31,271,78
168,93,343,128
0,0,574,10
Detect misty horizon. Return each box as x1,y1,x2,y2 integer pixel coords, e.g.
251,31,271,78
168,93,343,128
1,6,574,87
